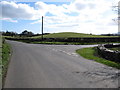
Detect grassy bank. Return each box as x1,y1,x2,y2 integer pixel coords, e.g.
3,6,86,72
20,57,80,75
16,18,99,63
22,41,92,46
76,47,120,69
2,41,11,85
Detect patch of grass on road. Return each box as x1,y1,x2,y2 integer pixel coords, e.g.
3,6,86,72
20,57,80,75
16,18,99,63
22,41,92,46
2,41,11,85
76,47,120,69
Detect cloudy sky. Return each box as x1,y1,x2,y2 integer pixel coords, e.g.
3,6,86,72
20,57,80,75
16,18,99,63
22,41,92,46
0,0,119,34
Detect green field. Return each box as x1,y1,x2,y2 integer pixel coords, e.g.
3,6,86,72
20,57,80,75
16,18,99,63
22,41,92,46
31,32,117,38
76,47,120,69
3,32,118,39
3,32,119,45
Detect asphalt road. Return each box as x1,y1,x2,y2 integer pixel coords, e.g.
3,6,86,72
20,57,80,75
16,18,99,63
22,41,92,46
4,40,119,88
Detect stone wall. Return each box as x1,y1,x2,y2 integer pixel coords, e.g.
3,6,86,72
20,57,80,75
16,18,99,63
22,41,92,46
97,44,120,63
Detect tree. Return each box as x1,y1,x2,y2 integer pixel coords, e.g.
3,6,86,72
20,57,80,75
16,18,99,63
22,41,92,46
2,31,17,36
20,30,34,37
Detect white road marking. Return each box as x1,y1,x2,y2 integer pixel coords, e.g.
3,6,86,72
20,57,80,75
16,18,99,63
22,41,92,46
51,48,78,57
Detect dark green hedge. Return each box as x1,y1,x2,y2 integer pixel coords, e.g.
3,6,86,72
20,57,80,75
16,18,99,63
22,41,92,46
5,37,120,43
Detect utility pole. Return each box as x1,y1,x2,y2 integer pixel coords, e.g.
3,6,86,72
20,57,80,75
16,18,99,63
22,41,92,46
41,16,43,40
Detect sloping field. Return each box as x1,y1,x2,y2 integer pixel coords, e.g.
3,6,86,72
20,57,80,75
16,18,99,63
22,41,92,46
31,32,116,38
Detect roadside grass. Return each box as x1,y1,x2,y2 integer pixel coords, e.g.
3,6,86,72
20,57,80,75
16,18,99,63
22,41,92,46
76,47,120,69
31,41,120,45
2,40,11,85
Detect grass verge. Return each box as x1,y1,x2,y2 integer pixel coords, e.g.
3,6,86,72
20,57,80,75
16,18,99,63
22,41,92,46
76,47,120,69
2,41,11,86
30,41,120,45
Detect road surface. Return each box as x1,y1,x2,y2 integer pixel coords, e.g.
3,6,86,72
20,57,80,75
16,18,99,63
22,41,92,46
4,40,119,88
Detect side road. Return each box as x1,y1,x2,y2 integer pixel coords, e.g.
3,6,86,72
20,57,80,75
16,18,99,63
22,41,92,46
4,40,119,88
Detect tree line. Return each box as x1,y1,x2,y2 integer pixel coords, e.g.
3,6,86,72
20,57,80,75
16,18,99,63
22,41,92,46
2,30,49,37
1,30,120,37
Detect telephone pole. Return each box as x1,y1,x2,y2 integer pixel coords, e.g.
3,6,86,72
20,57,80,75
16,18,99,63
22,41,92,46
41,16,43,40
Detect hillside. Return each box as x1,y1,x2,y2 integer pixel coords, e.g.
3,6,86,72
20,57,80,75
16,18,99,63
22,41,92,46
31,32,116,38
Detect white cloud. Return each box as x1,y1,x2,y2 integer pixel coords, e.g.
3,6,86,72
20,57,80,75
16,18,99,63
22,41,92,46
35,1,48,16
1,0,119,34
0,1,40,20
0,18,18,22
35,1,69,17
